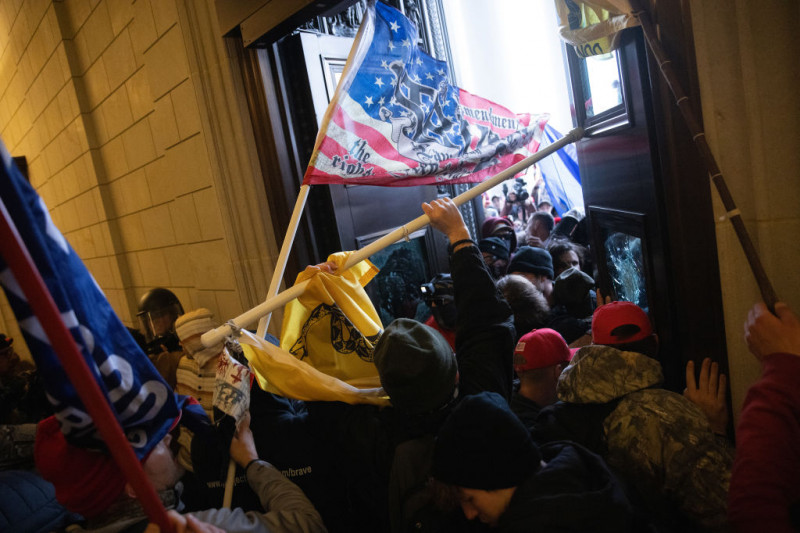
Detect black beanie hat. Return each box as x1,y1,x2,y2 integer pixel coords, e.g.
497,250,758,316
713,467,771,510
554,266,594,305
432,391,541,490
478,237,510,261
508,246,554,279
373,318,457,414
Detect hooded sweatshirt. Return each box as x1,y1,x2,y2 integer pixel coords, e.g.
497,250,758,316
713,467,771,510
497,441,635,533
535,345,733,531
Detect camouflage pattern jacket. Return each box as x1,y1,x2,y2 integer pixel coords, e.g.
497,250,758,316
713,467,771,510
547,345,734,531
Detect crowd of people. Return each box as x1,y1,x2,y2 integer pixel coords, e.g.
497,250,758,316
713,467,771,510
0,196,798,533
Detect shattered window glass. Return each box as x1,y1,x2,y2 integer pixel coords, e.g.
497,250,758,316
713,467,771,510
365,238,431,325
604,231,648,311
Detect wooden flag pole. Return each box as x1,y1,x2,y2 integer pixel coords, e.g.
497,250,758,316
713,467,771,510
0,198,174,533
201,127,584,348
223,185,310,507
254,185,311,339
222,459,237,508
225,186,311,508
634,7,778,310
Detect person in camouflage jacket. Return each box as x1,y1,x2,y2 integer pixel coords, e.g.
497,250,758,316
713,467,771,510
532,302,733,531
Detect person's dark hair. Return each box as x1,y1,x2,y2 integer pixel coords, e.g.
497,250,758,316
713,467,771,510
547,241,580,273
496,274,550,342
607,333,659,359
531,211,554,233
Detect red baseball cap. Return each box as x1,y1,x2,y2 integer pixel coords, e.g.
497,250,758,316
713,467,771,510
513,328,575,372
592,301,652,345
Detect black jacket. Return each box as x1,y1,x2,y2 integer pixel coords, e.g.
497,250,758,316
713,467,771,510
497,441,636,533
302,244,515,533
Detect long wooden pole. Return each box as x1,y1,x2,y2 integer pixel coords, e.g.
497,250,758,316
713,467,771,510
255,185,311,338
0,198,173,533
634,7,778,310
201,127,584,348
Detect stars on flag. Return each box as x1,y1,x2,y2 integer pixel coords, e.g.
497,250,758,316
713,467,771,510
389,20,400,32
425,72,434,80
381,60,389,69
388,41,395,51
375,77,384,87
365,96,374,107
415,57,423,66
378,96,385,105
401,38,410,47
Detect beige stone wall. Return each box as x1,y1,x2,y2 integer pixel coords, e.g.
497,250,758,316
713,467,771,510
0,0,278,356
691,0,800,421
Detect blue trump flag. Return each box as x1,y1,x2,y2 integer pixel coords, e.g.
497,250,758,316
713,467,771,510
0,142,179,459
538,124,584,215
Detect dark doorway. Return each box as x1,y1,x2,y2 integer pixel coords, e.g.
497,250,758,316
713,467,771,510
247,1,471,324
568,27,727,392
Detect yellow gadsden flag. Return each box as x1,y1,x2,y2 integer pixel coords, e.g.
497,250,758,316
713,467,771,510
238,329,389,406
238,251,388,405
280,251,384,385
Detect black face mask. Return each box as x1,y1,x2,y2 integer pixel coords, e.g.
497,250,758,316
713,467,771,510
432,301,457,331
486,258,508,279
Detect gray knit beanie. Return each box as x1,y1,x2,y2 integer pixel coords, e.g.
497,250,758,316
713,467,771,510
373,318,457,414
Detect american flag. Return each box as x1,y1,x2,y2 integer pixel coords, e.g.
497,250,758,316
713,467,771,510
304,0,548,187
0,141,179,459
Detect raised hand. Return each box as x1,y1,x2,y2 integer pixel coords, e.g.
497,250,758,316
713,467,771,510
744,302,800,360
230,411,259,468
421,197,470,245
595,288,613,307
684,358,728,435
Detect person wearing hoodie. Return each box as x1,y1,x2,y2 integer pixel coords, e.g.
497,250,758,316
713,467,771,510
429,391,637,532
532,301,733,532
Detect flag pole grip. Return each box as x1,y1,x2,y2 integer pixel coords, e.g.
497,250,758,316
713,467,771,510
202,127,584,347
0,198,174,533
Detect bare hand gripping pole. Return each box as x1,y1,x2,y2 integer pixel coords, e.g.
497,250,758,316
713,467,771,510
634,7,778,311
202,127,584,348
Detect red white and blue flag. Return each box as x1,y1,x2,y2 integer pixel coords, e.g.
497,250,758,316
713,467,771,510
303,0,549,187
0,141,179,459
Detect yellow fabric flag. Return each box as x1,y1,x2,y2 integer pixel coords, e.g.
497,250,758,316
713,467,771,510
280,251,383,386
239,329,389,406
555,0,638,58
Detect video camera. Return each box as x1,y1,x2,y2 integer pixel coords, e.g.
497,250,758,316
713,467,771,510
420,274,456,330
502,177,529,203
